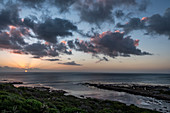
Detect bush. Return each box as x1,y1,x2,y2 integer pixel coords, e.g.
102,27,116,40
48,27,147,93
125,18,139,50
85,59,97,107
61,107,85,113
22,99,43,113
48,108,60,113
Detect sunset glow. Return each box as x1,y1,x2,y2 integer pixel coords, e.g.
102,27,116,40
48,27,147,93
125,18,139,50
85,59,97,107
0,0,169,73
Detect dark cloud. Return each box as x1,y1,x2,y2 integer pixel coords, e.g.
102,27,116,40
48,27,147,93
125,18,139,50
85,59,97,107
117,8,170,39
96,57,109,63
24,43,60,58
51,0,76,13
24,43,48,57
35,18,77,43
0,5,20,30
1,0,150,26
75,0,136,25
147,8,170,39
19,0,75,12
91,31,151,57
22,17,79,43
23,41,73,58
44,58,60,61
57,42,73,55
72,31,151,58
0,7,78,43
103,57,109,61
19,0,45,4
0,30,27,50
67,40,75,48
58,61,82,66
117,18,146,34
0,6,31,50
138,0,150,11
115,10,125,18
23,17,35,30
75,0,114,25
76,0,147,25
19,0,45,8
0,4,79,58
74,39,96,53
0,0,153,62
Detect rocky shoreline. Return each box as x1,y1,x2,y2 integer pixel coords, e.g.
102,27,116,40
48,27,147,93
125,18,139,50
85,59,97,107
0,83,159,113
82,83,170,101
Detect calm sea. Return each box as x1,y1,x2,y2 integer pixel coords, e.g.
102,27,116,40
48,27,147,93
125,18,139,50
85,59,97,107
0,72,170,112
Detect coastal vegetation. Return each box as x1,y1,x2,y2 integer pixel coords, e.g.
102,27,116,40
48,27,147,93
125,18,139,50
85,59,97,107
0,83,159,113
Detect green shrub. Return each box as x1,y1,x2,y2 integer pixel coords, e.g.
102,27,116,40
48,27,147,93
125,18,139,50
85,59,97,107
98,108,114,113
61,107,85,113
48,108,60,113
23,99,43,113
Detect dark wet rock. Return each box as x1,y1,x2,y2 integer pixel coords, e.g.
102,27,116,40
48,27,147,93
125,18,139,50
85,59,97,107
7,82,23,84
82,83,170,101
80,95,84,98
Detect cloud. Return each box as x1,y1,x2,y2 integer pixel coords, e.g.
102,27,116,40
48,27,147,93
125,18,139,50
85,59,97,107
24,43,48,58
44,58,60,61
0,66,35,70
51,0,76,13
23,41,73,58
22,17,35,30
19,0,75,12
138,0,150,11
75,0,137,25
1,0,150,26
19,0,45,8
0,6,78,44
0,6,77,58
67,40,75,48
117,8,170,39
0,28,27,50
117,18,146,34
0,66,42,72
115,10,125,18
58,61,82,66
0,5,21,30
34,18,77,43
0,66,18,70
147,8,170,39
0,6,31,51
96,57,109,63
72,31,151,58
0,0,153,62
24,43,62,58
91,31,151,57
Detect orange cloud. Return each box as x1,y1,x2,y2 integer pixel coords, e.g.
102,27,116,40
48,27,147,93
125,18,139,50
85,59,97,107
134,39,139,46
21,18,24,22
9,25,17,30
141,17,148,21
61,41,67,45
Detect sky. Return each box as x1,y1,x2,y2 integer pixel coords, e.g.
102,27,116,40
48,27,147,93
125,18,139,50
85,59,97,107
0,0,170,73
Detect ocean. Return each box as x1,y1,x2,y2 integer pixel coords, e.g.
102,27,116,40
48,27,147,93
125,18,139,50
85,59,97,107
0,72,170,112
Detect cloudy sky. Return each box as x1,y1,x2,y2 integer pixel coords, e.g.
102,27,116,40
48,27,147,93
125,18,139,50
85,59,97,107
0,0,170,73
